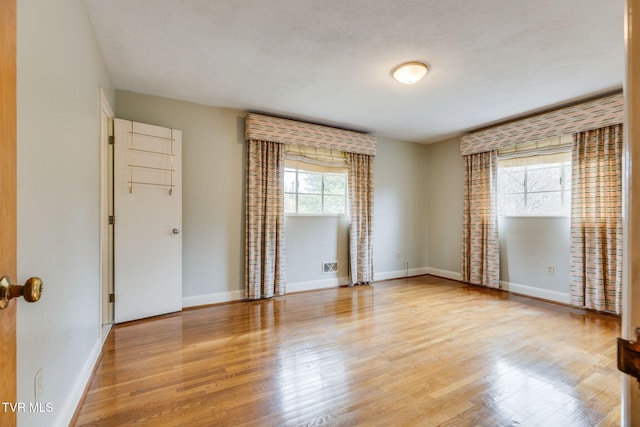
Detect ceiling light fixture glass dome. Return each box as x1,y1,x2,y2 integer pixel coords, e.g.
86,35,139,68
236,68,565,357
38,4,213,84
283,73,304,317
392,61,429,84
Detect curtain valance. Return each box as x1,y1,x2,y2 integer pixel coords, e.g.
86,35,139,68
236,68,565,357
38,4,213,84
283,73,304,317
285,144,348,169
246,113,377,156
460,92,623,156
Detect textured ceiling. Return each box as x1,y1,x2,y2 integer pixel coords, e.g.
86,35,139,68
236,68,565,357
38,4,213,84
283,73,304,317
83,0,624,143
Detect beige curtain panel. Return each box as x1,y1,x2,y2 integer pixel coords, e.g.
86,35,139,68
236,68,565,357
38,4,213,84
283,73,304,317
569,124,623,314
460,92,623,156
245,140,286,300
462,150,500,288
348,152,374,284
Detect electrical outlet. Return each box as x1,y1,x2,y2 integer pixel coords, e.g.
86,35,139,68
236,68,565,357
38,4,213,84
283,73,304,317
395,251,401,261
546,265,555,276
34,369,43,402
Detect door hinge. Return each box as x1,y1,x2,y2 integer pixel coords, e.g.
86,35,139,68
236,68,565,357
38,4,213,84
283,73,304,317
618,328,640,381
108,135,114,145
108,215,115,225
109,293,115,303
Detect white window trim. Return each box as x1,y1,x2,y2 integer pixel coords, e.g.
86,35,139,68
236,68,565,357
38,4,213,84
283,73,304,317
285,213,348,218
500,215,570,219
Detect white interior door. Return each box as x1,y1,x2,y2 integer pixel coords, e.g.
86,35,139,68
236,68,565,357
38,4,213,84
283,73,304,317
113,119,182,323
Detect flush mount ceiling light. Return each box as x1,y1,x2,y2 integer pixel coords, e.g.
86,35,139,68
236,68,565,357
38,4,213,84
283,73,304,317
392,61,429,84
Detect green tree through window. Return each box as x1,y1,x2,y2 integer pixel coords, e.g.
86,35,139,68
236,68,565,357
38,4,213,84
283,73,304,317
284,167,347,215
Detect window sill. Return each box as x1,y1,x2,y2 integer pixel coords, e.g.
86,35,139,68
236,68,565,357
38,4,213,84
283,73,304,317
285,213,348,218
499,215,569,219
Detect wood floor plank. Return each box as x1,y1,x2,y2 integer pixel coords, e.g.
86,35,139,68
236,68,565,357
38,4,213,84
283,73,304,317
73,275,621,426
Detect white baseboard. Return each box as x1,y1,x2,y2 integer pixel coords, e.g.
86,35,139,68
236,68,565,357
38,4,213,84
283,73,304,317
408,267,430,277
499,280,570,304
426,267,463,281
182,278,351,306
287,276,350,293
374,269,405,281
419,269,569,305
180,267,450,305
56,336,103,427
182,290,244,308
100,323,112,346
374,267,429,282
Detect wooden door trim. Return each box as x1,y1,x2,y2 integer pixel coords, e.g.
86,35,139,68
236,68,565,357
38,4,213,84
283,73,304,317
623,0,640,424
0,0,18,425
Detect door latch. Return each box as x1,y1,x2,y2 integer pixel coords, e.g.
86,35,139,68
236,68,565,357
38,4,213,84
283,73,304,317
618,328,640,380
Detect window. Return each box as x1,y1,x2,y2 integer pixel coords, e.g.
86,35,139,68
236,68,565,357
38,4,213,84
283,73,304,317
497,154,571,217
284,167,347,215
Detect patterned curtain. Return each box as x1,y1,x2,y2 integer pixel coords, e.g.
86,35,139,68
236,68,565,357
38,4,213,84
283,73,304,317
460,92,623,155
245,140,286,299
569,124,623,314
462,150,500,288
348,152,374,285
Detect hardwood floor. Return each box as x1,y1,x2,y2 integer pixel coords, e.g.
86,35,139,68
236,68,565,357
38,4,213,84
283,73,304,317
73,275,620,426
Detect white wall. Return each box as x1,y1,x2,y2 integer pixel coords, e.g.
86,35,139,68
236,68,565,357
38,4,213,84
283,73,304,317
499,217,570,301
285,216,350,289
426,137,465,278
374,137,430,278
17,0,114,425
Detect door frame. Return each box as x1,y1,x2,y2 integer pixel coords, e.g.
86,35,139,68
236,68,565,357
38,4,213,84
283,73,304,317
99,88,114,340
0,0,17,425
623,0,640,423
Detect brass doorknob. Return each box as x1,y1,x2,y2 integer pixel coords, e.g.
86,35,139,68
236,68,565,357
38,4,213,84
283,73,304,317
0,276,43,309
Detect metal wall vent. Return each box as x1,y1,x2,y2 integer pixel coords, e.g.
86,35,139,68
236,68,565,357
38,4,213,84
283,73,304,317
323,261,338,273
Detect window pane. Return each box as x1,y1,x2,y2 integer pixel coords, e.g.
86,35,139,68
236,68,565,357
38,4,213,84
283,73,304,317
324,195,346,215
284,171,296,193
499,193,525,216
498,157,571,217
499,167,525,194
284,193,296,213
527,166,561,192
298,194,322,214
323,174,346,195
284,168,347,216
563,163,572,189
527,192,561,215
563,190,571,214
298,172,322,194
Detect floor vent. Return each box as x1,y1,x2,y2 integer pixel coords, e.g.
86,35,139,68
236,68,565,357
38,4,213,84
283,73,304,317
323,261,338,273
